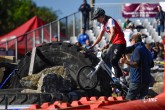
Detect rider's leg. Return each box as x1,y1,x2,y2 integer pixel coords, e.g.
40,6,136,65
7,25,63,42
110,44,126,78
101,49,112,69
111,57,122,78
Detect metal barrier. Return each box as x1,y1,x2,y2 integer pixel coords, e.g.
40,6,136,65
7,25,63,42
0,2,160,62
0,11,82,62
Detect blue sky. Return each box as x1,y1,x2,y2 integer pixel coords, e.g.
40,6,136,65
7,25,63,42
33,0,163,20
32,0,86,18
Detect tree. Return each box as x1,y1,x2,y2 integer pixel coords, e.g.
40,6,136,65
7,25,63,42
0,0,59,36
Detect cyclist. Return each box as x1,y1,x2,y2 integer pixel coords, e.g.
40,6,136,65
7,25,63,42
90,8,126,79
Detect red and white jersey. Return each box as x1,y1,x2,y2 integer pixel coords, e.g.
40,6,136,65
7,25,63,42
101,18,126,44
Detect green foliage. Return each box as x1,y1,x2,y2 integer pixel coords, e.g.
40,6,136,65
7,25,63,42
35,6,58,23
0,0,59,35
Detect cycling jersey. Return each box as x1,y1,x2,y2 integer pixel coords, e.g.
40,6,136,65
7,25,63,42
101,18,126,44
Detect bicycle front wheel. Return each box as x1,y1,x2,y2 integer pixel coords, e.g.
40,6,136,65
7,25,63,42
77,66,98,90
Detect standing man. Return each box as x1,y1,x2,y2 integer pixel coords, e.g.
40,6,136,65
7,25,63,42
79,0,91,30
90,8,126,79
120,33,154,100
155,5,165,36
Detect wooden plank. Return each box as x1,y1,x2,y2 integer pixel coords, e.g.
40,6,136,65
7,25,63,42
28,47,36,75
0,56,15,63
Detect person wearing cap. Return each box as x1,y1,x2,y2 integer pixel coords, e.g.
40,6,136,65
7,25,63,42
53,34,58,42
90,8,126,79
77,27,90,47
120,33,154,100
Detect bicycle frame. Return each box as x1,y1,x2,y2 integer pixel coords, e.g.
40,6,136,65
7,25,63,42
77,48,128,94
88,50,115,81
90,51,128,88
92,58,115,80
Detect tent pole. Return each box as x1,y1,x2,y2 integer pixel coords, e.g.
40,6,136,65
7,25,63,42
49,23,52,42
15,38,18,62
73,13,76,37
33,31,36,47
5,41,8,55
25,34,27,54
41,27,44,43
58,21,60,42
80,13,82,29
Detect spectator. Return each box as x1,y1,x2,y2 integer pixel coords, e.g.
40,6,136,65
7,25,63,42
152,42,160,59
90,8,126,79
155,5,165,36
157,43,164,60
145,43,157,59
120,33,154,100
135,25,144,32
79,0,91,30
162,35,165,44
162,36,165,50
123,18,134,30
77,27,90,47
52,34,58,42
123,18,134,47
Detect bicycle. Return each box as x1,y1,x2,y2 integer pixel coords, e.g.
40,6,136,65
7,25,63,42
0,67,19,89
76,48,129,96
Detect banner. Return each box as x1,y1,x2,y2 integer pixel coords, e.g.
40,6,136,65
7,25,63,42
122,3,159,18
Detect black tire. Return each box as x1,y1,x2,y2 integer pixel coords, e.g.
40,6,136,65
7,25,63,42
77,65,98,90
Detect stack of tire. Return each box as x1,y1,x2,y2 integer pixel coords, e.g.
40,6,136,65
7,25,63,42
1,42,113,104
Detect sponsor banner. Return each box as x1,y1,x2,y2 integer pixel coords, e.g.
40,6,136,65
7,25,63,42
122,3,159,18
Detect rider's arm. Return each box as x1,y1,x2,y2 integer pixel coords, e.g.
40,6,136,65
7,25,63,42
101,19,115,50
92,30,104,47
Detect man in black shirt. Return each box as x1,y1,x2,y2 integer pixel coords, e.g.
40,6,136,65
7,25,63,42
79,0,91,30
155,5,165,36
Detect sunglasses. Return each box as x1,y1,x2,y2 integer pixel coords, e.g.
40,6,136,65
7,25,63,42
129,38,134,42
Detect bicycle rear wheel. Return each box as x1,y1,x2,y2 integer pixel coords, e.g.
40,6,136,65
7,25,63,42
77,66,98,90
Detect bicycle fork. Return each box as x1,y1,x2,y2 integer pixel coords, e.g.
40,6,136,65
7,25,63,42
87,60,103,79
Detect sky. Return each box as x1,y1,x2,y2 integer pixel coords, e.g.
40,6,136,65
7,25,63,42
32,0,164,20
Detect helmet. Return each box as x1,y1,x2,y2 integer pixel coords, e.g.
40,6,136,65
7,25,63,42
91,8,105,20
